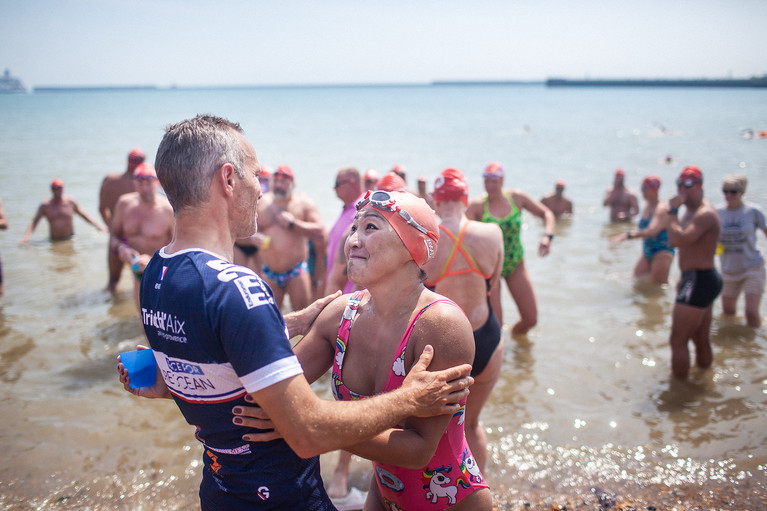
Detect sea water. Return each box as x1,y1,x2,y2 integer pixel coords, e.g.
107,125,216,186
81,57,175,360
1,84,766,507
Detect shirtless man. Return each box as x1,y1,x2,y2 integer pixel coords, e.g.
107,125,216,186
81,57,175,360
99,148,145,292
20,179,106,244
109,163,174,307
541,179,573,218
667,166,722,379
603,169,639,222
257,164,327,311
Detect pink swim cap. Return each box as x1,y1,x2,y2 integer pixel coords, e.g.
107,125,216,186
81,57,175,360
482,162,504,178
357,190,439,267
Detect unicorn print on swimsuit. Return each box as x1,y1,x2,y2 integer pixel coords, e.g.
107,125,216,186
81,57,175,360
460,448,483,483
423,465,471,505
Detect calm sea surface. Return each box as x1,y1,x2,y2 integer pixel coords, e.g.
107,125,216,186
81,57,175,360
1,85,766,508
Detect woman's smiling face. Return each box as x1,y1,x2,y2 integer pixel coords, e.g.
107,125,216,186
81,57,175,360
345,209,410,286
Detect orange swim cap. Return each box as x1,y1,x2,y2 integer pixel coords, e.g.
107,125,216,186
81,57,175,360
357,190,439,267
274,165,294,180
133,162,157,178
376,172,407,192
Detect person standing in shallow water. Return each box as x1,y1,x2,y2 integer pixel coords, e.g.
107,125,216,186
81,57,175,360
667,166,722,380
99,148,145,293
603,168,639,223
540,179,573,219
20,178,106,244
466,162,555,337
611,175,675,284
717,173,767,327
423,168,504,473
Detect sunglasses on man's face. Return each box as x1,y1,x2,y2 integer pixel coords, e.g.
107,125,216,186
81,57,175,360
722,189,740,195
676,179,699,188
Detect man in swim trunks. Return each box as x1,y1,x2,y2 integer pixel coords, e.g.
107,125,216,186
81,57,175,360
423,167,504,472
20,179,107,245
603,168,639,223
667,166,722,379
109,163,174,308
466,162,555,336
99,148,145,293
256,164,327,311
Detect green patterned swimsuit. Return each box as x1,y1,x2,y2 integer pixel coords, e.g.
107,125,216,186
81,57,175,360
481,192,523,276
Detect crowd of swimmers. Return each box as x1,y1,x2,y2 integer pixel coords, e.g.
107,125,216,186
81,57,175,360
2,117,765,509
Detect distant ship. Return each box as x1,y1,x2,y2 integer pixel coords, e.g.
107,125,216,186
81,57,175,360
0,69,26,93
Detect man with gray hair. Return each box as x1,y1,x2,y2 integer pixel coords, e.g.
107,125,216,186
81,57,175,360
118,114,473,510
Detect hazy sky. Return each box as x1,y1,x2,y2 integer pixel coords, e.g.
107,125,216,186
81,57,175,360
2,0,766,88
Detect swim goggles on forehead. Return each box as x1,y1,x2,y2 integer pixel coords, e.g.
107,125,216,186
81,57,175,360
676,178,701,188
356,190,428,235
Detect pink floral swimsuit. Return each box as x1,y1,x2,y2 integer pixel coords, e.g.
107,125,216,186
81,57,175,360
332,290,488,510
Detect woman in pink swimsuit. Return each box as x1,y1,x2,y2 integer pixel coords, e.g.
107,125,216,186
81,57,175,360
254,190,493,510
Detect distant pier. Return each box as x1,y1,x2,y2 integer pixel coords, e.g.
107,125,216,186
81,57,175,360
546,76,767,88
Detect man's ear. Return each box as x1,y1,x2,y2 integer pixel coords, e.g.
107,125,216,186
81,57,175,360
218,163,236,197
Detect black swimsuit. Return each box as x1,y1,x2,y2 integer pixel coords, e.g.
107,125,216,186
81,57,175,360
426,224,502,377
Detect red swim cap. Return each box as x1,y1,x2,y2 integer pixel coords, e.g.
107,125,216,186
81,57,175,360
128,148,146,164
51,178,64,188
679,165,702,183
433,168,469,205
133,162,156,178
274,165,294,180
357,190,439,267
376,172,407,192
260,164,273,177
615,168,625,177
642,175,661,190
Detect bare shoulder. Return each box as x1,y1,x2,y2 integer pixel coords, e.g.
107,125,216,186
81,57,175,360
411,297,474,365
469,219,502,243
294,191,319,209
316,292,354,334
465,195,485,219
